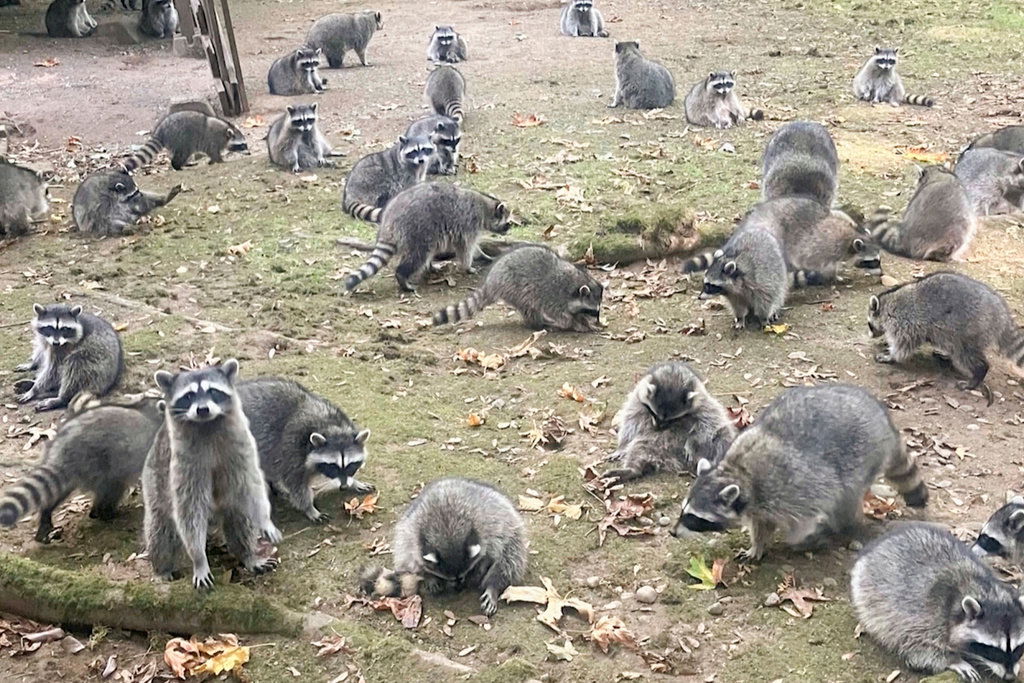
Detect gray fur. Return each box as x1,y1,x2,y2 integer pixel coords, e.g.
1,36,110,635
138,0,177,38
306,11,382,68
609,41,675,110
46,0,96,38
341,134,433,223
974,496,1024,564
673,385,927,561
684,71,763,129
427,25,467,63
73,170,181,235
143,360,281,589
432,245,603,331
852,523,1024,680
268,47,327,96
966,125,1024,155
0,158,49,237
267,103,332,173
560,0,608,37
761,121,839,207
852,47,934,107
122,110,248,172
344,182,510,293
955,148,1024,216
602,362,736,483
404,115,461,176
425,65,466,125
15,303,123,412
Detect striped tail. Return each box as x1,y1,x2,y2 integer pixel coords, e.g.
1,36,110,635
791,269,826,289
68,392,101,416
867,213,909,258
121,137,163,173
748,108,765,121
681,249,720,274
0,465,70,528
904,94,935,108
344,243,395,291
343,198,383,224
445,101,464,124
433,288,492,326
358,566,421,597
884,443,928,508
999,326,1024,371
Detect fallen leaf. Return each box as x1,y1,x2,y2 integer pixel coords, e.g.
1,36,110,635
546,495,583,521
163,635,248,680
558,382,586,403
685,555,720,590
518,495,546,512
34,58,60,68
763,323,790,335
227,240,253,257
863,492,900,520
502,577,593,632
597,493,655,546
312,635,354,658
344,493,379,519
194,645,249,675
512,112,546,127
546,639,578,662
900,146,949,164
727,405,753,430
242,115,266,128
776,574,831,619
588,615,638,653
467,413,485,427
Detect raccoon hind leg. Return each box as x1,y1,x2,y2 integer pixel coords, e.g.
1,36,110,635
884,442,929,508
394,248,434,292
89,482,127,521
35,488,72,543
950,348,993,405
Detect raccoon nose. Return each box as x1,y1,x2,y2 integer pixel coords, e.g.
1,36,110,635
196,405,210,418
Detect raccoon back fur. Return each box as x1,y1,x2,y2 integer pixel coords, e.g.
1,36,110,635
45,0,96,38
267,104,332,173
427,25,467,63
121,110,248,172
966,125,1024,156
609,41,675,110
404,115,461,176
268,46,327,96
73,170,182,235
306,11,382,68
0,158,49,237
560,0,608,37
853,47,934,107
954,148,1024,216
425,65,466,125
341,135,433,223
138,0,177,38
684,71,763,129
761,121,839,207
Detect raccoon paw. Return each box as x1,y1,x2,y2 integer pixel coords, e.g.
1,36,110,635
262,524,283,544
420,576,447,596
480,588,498,617
948,660,981,682
735,547,763,564
348,479,375,495
16,390,35,404
307,509,331,524
192,569,215,591
34,397,65,412
14,362,34,373
249,556,280,575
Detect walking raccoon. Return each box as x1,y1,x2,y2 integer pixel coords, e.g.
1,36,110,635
0,158,49,237
684,71,764,129
853,47,935,107
305,11,382,68
73,170,182,235
121,110,248,172
974,497,1024,563
268,47,327,96
761,121,839,207
341,134,434,223
954,148,1024,216
425,65,466,125
609,41,675,110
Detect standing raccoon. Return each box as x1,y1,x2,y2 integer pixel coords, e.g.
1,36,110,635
761,121,839,207
609,41,675,110
305,11,382,68
0,158,49,237
427,25,467,63
853,47,934,107
560,0,608,37
267,104,332,173
425,65,466,125
868,272,1024,404
432,245,603,332
363,478,527,616
121,110,248,172
0,394,161,542
673,385,927,561
138,0,177,38
601,362,736,483
852,523,1024,681
966,125,1024,155
73,170,181,235
974,497,1024,563
143,360,281,589
684,72,763,129
867,166,976,261
404,115,461,176
341,135,434,223
15,303,123,412
268,47,326,96
45,0,97,38
954,148,1024,216
345,182,510,293
237,378,373,524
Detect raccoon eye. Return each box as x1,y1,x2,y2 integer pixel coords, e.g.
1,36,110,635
39,325,56,336
183,391,197,403
207,388,229,402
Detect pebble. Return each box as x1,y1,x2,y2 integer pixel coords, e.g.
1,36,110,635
822,577,838,589
780,564,795,574
764,593,781,607
635,586,658,604
848,540,864,551
585,576,601,588
707,602,725,616
603,600,622,610
658,516,671,526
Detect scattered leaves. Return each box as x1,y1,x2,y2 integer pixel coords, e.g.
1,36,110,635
227,240,253,257
34,58,60,68
597,493,656,546
312,634,355,659
863,492,901,520
763,323,791,335
163,634,249,680
344,493,379,519
588,616,638,654
242,115,266,128
727,404,753,430
502,577,594,632
466,413,485,427
455,347,506,371
685,555,728,590
546,639,578,662
347,594,422,629
776,574,831,619
899,146,949,164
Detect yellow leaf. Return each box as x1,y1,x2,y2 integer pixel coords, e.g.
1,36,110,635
518,495,545,512
194,645,250,675
344,493,379,519
467,413,484,427
763,323,790,335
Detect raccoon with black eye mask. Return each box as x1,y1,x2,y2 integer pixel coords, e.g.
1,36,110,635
974,496,1024,564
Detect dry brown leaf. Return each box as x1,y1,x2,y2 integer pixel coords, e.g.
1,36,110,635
546,495,583,521
164,634,248,680
242,115,266,128
546,639,578,662
776,574,831,619
588,615,638,654
518,495,546,512
727,405,753,430
863,492,901,520
227,240,253,257
502,577,594,632
597,493,656,546
344,493,379,519
467,413,485,427
456,347,507,371
512,112,546,127
558,382,586,403
312,635,354,658
34,58,60,68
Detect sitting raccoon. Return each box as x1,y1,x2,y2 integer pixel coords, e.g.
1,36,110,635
73,170,182,235
609,41,675,110
427,25,467,63
341,134,434,223
761,121,839,207
306,11,382,68
138,0,177,38
866,166,976,261
425,65,466,125
673,384,927,561
966,125,1024,155
975,497,1024,563
954,148,1024,216
0,158,49,238
852,524,1024,681
432,245,603,332
868,271,1024,404
852,47,934,107
121,110,248,172
45,0,97,38
268,47,327,96
684,71,763,129
560,0,608,37
267,104,332,173
602,362,736,484
404,115,461,176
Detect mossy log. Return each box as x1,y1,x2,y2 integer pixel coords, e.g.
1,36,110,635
0,554,303,636
565,206,721,264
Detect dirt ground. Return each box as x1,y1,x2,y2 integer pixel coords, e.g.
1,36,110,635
2,0,1024,680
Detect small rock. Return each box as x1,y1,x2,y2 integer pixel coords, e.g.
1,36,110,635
707,602,725,616
658,516,671,526
602,600,622,611
822,577,838,589
871,483,897,499
635,586,658,604
639,516,654,525
719,142,736,154
780,564,795,575
585,576,601,588
764,593,781,607
848,540,864,551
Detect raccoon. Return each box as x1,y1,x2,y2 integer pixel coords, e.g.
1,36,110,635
305,11,382,68
0,394,161,542
268,47,327,96
0,158,49,238
45,0,97,38
427,25,467,64
601,362,736,484
143,360,281,589
345,183,510,293
404,115,461,176
366,478,527,616
868,271,1024,404
672,384,927,561
425,65,466,125
237,378,373,524
974,497,1024,563
15,303,124,413
684,72,764,129
966,125,1024,155
609,41,675,110
954,148,1024,216
121,110,248,172
138,0,177,38
341,135,434,223
852,523,1024,681
852,47,935,107
867,166,976,261
97,0,139,10
432,245,603,332
73,170,181,235
761,121,839,207
266,104,332,173
560,0,608,37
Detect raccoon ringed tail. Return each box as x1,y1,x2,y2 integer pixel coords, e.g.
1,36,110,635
884,443,928,508
433,287,493,326
343,198,383,224
868,217,910,258
358,566,421,597
681,250,719,274
0,465,69,527
445,102,464,124
999,326,1024,371
791,269,826,289
68,392,101,416
903,94,935,108
748,108,765,121
344,243,395,291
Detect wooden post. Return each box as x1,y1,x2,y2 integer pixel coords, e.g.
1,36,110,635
171,0,248,116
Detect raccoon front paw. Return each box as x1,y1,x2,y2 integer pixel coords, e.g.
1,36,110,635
291,164,302,174
735,547,763,564
16,390,34,404
348,479,375,495
874,352,895,364
307,509,330,524
420,576,446,596
14,362,34,373
262,524,283,544
480,588,498,617
34,397,65,412
948,660,981,682
249,556,280,575
192,569,215,590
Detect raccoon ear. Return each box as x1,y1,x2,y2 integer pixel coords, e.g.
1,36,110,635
315,47,322,56
309,432,327,447
874,46,881,54
70,305,83,317
422,552,438,564
375,11,381,21
495,202,509,219
713,249,724,260
869,295,880,313
893,47,899,54
1009,510,1024,533
696,458,712,476
310,103,318,113
1017,158,1024,174
578,284,591,297
467,543,482,558
717,484,740,505
398,135,408,145
640,380,656,401
33,303,45,316
286,105,295,116
723,261,738,276
1012,495,1024,506
961,596,983,621
156,399,166,412
853,238,865,252
708,72,716,80
154,371,175,392
355,429,371,445
221,358,240,382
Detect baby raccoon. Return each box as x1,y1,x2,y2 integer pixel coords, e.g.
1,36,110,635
853,47,935,107
404,115,461,175
0,158,49,238
341,134,434,223
868,271,1024,404
122,110,248,172
0,394,161,542
267,104,332,173
73,170,182,235
673,384,927,561
365,477,527,616
46,0,97,38
867,166,976,261
684,71,764,129
966,125,1024,155
268,47,327,96
761,121,839,207
305,10,382,68
609,41,675,110
602,362,736,484
344,182,511,293
975,497,1024,563
852,523,1024,681
425,65,466,125
432,245,603,332
237,378,372,524
955,148,1024,216
427,25,467,63
560,0,608,37
15,303,123,412
138,0,177,38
